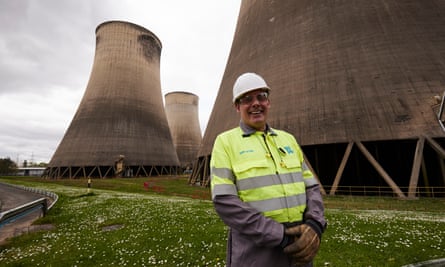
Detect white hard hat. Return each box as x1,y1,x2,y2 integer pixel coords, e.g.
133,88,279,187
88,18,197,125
232,72,270,103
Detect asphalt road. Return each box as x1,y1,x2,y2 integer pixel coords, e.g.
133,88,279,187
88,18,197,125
0,183,44,211
0,183,51,244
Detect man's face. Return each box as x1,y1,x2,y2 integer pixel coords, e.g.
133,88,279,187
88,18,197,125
235,89,270,131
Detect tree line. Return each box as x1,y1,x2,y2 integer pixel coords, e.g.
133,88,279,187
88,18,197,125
0,158,18,175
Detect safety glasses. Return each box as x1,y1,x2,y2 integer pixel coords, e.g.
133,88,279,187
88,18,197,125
238,91,269,105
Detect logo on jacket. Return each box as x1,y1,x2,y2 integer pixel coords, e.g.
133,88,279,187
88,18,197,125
239,149,254,155
283,146,294,154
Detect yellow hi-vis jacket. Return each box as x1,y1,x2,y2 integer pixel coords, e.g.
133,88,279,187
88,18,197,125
211,126,318,223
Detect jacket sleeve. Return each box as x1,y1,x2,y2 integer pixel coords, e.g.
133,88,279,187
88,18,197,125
304,184,327,233
296,139,327,232
213,194,285,247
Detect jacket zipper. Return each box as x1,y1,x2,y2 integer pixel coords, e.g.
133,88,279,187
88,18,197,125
262,133,279,174
263,133,292,220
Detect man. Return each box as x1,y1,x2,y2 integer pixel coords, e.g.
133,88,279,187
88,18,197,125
210,72,326,267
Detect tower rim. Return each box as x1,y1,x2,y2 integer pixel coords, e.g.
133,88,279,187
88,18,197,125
96,20,162,49
165,91,199,98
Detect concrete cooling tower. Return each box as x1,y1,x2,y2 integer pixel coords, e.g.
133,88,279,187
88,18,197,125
165,92,202,170
190,0,445,198
46,21,180,178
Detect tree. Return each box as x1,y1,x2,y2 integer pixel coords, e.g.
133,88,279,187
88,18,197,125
0,158,18,175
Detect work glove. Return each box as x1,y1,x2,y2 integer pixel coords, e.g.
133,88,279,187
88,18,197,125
283,221,321,266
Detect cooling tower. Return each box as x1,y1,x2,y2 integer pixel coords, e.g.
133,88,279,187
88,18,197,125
46,21,180,178
191,0,445,197
164,91,202,170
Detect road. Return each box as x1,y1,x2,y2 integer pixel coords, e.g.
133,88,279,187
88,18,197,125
0,183,51,244
0,183,45,211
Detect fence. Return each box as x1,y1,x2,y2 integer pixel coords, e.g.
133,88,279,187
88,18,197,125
324,185,445,198
0,182,58,229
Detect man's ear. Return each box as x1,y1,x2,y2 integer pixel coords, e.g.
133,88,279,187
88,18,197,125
234,103,240,112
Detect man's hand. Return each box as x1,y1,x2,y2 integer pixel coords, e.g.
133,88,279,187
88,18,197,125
283,223,320,265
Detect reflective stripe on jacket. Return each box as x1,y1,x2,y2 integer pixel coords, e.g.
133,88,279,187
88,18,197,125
211,126,318,223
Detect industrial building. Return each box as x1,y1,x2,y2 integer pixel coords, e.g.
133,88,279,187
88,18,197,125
190,0,445,198
165,91,202,170
45,21,180,178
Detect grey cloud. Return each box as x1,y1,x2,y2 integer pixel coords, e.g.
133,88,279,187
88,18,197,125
0,1,106,95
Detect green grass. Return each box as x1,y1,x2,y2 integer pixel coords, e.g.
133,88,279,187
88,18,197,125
0,176,444,266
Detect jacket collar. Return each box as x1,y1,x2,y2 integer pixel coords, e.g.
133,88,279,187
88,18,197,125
239,121,277,137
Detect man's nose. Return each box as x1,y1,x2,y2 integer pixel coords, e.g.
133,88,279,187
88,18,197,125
251,96,260,105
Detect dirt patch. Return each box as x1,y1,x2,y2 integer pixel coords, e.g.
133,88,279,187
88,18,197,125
101,224,124,232
0,223,55,245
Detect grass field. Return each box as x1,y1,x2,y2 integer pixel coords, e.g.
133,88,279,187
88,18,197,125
0,176,444,266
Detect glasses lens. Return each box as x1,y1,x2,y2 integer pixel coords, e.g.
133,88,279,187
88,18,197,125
257,92,268,101
239,95,253,104
239,92,268,104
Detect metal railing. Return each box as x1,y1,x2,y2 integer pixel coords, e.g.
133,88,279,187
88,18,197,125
0,182,59,229
324,185,445,198
0,198,47,228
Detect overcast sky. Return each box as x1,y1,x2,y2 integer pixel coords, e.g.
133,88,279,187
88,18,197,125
0,1,240,165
